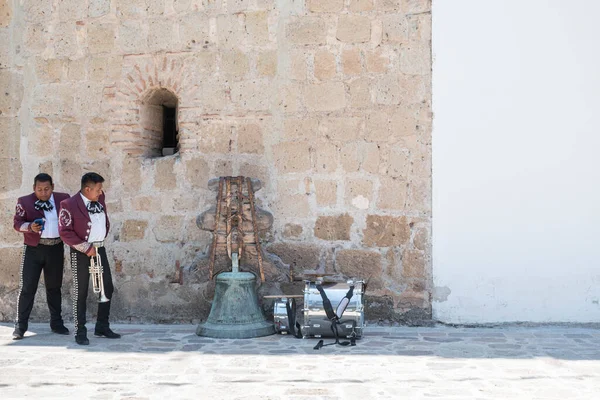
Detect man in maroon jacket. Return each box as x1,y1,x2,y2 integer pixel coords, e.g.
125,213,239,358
59,172,120,345
12,173,70,340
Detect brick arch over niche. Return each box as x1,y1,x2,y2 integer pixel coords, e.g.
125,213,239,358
103,56,195,157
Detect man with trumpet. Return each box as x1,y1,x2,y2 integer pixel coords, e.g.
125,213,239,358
59,172,121,345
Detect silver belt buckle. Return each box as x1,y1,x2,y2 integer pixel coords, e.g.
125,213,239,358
91,241,105,248
39,237,62,246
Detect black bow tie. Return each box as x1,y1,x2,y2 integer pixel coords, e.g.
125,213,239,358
34,200,53,212
87,201,104,214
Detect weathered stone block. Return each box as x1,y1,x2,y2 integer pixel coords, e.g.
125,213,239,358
406,179,431,213
378,176,408,210
184,157,210,189
399,43,431,75
179,13,210,49
31,84,74,118
349,0,374,12
89,0,111,18
345,178,373,210
336,15,371,43
58,159,83,193
257,51,277,77
342,48,362,76
374,75,401,105
0,199,20,244
173,0,192,12
0,69,23,117
365,111,390,142
365,49,389,73
0,247,22,286
307,0,343,12
59,123,81,160
217,14,245,48
286,17,327,45
320,117,361,142
154,157,177,190
273,141,311,173
361,142,380,174
220,49,249,78
304,82,346,112
0,0,12,28
86,128,110,159
402,249,426,279
0,118,20,158
314,141,338,173
283,118,318,141
196,123,231,153
314,214,353,241
231,80,271,111
413,226,430,251
289,50,307,80
58,0,87,21
238,124,264,154
148,19,176,51
335,249,382,280
23,1,53,23
272,83,303,114
118,20,148,53
404,0,431,13
153,216,184,242
347,77,371,109
121,220,148,242
132,195,162,212
314,180,337,206
66,58,86,81
122,157,142,193
340,142,360,172
376,0,401,12
116,0,146,18
383,146,409,178
0,158,22,192
146,0,165,15
314,50,336,80
363,215,410,247
245,11,269,45
267,243,321,273
382,14,407,43
52,23,79,58
283,223,303,239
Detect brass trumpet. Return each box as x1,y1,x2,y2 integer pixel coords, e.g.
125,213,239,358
89,243,109,303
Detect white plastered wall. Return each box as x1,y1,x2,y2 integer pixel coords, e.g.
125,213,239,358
432,0,600,323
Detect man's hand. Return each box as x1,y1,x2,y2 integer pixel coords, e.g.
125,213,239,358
30,223,43,233
87,247,97,257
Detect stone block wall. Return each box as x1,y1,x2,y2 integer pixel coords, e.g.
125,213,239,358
0,0,432,324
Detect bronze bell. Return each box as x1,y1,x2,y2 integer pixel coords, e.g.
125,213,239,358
196,253,275,339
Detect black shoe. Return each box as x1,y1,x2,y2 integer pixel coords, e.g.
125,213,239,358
12,328,25,340
75,334,89,345
51,325,70,335
94,328,121,339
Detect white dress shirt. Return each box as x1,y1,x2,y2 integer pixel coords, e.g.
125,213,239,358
40,194,59,239
80,193,107,243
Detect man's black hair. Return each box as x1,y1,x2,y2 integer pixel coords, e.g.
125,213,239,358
34,173,53,186
81,172,105,190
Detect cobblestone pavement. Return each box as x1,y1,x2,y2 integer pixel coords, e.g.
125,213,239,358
0,323,599,399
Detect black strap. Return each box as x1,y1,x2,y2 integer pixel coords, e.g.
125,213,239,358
285,298,303,339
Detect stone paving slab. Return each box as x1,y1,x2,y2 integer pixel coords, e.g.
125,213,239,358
1,323,599,399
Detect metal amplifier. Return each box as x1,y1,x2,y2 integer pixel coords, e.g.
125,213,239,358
302,279,365,339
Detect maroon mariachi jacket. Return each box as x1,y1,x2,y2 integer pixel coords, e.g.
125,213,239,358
58,192,110,256
13,192,70,246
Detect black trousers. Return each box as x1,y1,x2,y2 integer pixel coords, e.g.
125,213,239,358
15,243,65,331
70,247,114,335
